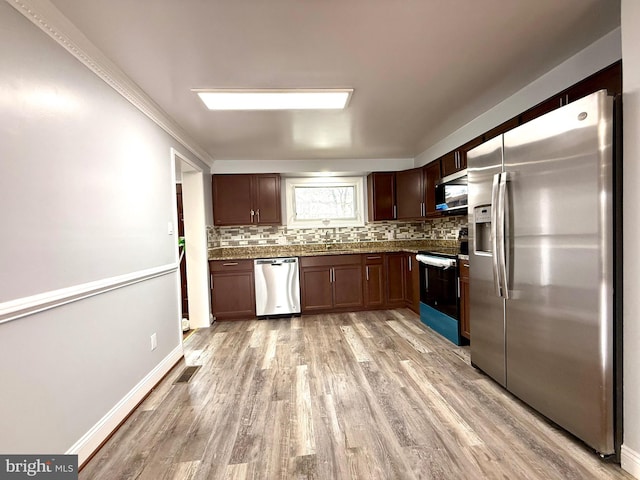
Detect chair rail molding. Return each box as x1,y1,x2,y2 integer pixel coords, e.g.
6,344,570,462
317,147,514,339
0,263,179,325
6,0,214,167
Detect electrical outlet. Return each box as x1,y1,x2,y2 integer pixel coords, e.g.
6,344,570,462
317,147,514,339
150,333,157,351
168,221,174,235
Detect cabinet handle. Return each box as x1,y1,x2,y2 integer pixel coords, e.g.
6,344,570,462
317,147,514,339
408,256,412,271
559,96,563,107
393,205,397,218
331,268,335,283
256,209,260,223
210,274,214,290
457,278,461,298
463,264,470,268
366,266,369,281
223,262,239,266
250,209,255,223
367,255,381,260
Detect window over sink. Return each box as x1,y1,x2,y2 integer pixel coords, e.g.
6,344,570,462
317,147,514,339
284,176,365,228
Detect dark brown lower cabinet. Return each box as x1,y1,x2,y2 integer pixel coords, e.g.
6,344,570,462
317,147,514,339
387,252,420,313
363,255,385,308
386,253,406,308
407,253,420,314
210,251,423,319
459,259,470,339
333,264,364,309
209,259,255,320
300,255,363,313
300,267,334,312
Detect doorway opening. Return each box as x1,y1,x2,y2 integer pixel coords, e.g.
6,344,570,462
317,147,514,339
171,148,212,345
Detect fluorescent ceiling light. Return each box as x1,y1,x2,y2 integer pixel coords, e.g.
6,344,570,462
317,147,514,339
193,89,352,110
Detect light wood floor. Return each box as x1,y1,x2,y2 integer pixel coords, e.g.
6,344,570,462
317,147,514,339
80,310,632,479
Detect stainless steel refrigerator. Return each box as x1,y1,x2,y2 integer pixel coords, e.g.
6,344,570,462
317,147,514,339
467,90,619,456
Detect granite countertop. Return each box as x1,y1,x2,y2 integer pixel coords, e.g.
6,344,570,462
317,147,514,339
208,240,461,261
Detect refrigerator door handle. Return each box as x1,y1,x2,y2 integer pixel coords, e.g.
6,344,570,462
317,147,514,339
491,173,504,297
498,172,510,299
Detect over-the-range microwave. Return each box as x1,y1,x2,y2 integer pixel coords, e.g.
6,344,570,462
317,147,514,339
435,169,467,214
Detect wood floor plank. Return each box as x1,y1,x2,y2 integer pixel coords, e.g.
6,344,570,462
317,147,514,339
80,310,632,480
293,364,316,457
340,325,372,362
387,320,431,354
400,359,483,448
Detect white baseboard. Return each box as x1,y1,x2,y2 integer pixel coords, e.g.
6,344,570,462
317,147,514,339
66,344,184,465
622,444,640,479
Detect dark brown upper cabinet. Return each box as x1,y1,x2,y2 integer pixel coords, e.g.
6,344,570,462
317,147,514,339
213,174,281,226
483,117,520,142
396,167,425,219
367,172,396,221
440,151,460,178
566,61,621,103
441,136,484,178
521,61,621,125
423,160,441,217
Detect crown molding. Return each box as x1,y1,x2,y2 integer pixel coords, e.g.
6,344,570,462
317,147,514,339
6,0,214,167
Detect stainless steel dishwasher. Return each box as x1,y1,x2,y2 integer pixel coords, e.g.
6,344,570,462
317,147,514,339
254,257,300,317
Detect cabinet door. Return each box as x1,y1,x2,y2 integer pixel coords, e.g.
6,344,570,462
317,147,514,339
363,255,385,308
424,161,441,216
406,253,420,314
386,253,406,307
254,174,281,225
333,265,364,309
520,97,560,125
212,175,253,226
567,61,621,103
211,271,255,320
440,151,459,178
301,267,333,312
367,172,396,221
459,260,470,339
396,168,424,219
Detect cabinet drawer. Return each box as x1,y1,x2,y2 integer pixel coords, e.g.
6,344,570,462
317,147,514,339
300,254,361,268
363,254,384,265
210,259,254,272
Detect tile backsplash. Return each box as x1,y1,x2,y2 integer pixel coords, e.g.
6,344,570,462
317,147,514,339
207,217,467,248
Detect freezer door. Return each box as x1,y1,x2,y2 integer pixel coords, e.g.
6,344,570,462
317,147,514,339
503,90,614,454
468,136,507,386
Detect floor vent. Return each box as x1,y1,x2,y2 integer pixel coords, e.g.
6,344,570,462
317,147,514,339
174,365,201,384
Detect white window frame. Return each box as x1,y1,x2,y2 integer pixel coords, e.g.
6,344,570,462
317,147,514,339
284,176,366,229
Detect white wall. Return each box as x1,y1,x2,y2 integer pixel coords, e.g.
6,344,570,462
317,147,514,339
621,2,640,476
414,28,622,167
0,2,206,462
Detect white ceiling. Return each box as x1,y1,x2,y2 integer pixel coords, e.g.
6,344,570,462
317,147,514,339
50,0,619,162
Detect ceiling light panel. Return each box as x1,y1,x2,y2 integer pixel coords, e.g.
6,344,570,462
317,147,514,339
193,89,352,110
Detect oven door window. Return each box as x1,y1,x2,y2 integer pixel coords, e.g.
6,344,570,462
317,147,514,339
423,265,458,319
